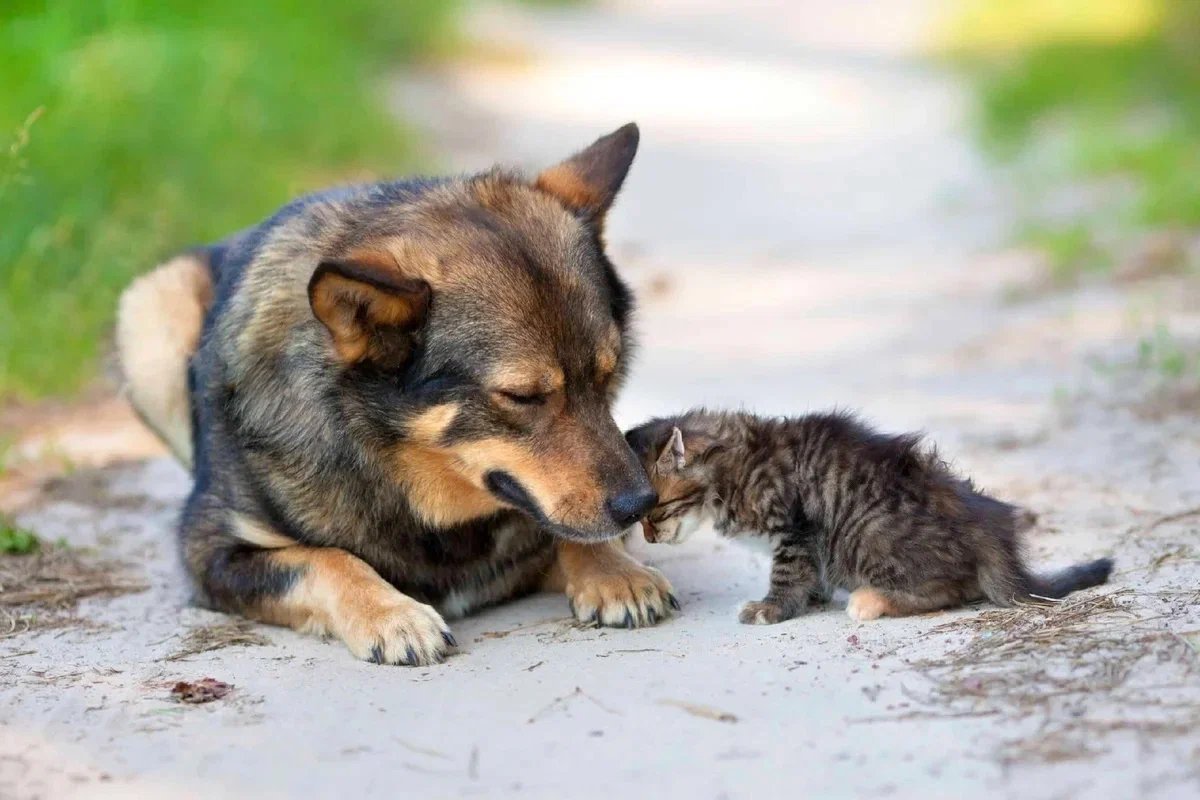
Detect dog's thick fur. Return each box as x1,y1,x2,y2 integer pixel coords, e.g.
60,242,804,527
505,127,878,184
117,125,675,665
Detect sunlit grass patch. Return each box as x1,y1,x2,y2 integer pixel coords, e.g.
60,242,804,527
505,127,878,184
0,1,459,399
944,0,1200,281
939,0,1163,54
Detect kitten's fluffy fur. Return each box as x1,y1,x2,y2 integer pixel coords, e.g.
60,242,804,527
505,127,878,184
626,410,1113,624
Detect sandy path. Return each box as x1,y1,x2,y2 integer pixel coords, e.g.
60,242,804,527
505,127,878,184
4,2,1199,798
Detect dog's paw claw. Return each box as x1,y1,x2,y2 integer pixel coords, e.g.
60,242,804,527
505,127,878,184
342,597,452,666
566,560,675,629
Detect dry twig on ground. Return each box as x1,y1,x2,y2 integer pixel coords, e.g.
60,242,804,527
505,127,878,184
902,590,1200,765
0,545,146,638
164,619,272,661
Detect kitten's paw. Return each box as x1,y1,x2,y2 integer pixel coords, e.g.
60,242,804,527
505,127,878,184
568,561,676,628
738,600,792,625
338,596,457,666
846,587,893,622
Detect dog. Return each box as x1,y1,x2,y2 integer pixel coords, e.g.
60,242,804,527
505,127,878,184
116,124,677,665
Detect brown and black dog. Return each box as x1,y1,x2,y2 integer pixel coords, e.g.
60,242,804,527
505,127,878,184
116,124,677,665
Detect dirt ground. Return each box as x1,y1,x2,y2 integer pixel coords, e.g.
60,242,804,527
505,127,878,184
3,2,1199,798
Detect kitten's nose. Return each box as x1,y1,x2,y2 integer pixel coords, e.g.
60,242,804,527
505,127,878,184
607,487,658,528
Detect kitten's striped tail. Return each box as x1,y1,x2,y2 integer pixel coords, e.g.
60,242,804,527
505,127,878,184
1024,558,1114,600
977,545,1113,606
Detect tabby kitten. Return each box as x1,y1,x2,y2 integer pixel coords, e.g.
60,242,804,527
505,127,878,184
625,410,1112,625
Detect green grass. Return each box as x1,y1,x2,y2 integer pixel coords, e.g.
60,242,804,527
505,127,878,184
944,0,1200,279
0,518,40,554
0,0,459,399
1136,323,1197,381
1016,221,1109,283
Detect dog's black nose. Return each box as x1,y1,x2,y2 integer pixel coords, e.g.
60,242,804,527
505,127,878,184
607,488,658,528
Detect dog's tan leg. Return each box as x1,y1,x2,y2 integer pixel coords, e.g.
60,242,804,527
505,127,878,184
193,532,455,665
547,540,677,628
264,547,454,664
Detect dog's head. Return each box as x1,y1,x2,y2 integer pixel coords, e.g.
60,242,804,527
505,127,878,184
307,124,655,541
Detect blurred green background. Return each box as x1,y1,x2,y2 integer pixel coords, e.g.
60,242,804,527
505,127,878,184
0,0,458,399
2,0,1198,401
945,0,1200,284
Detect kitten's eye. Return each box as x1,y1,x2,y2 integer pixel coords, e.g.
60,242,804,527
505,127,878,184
495,389,548,407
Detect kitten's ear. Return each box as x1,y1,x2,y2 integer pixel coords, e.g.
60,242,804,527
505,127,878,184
656,426,687,472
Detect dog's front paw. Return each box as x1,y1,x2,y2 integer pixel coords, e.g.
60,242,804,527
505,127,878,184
738,599,793,625
568,560,677,628
338,596,457,666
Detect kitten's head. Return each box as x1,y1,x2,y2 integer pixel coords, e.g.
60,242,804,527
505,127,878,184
624,415,723,544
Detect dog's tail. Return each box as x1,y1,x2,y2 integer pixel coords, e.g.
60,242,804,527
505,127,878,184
115,248,216,469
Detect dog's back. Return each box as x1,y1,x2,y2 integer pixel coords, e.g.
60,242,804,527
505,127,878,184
116,185,360,466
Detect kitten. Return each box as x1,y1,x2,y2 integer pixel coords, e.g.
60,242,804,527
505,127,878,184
625,410,1113,624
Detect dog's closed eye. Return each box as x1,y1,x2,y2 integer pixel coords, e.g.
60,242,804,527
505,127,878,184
494,389,549,407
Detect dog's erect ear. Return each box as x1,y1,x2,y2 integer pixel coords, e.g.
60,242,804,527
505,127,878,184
656,426,687,473
308,259,430,368
535,122,639,222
